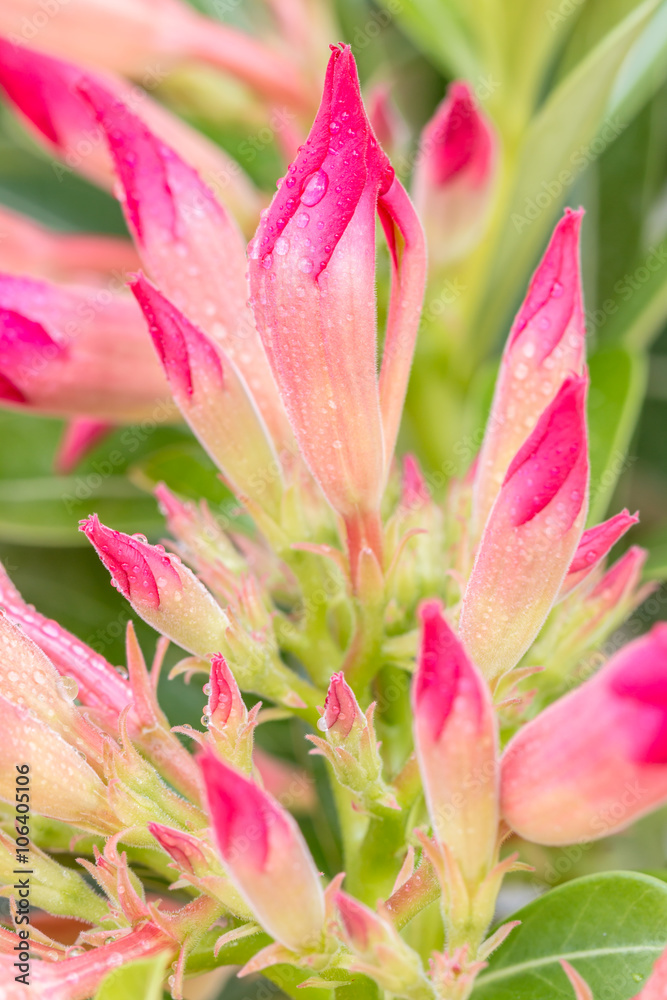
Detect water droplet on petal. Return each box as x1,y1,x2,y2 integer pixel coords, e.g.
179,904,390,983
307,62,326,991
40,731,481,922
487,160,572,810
296,212,310,229
275,237,289,256
301,169,329,207
298,257,314,274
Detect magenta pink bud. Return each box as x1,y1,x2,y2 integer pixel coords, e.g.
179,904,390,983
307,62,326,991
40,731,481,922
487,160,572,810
55,418,113,475
401,453,430,511
561,508,638,597
323,672,364,738
248,44,425,540
460,374,589,679
502,624,667,844
148,822,208,875
200,749,325,951
413,81,497,266
413,601,498,885
80,80,290,451
209,654,244,728
474,209,586,533
0,273,170,421
80,514,231,658
131,274,283,518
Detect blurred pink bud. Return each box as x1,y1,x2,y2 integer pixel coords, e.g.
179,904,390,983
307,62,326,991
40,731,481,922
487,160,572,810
131,274,283,519
200,749,325,952
501,624,667,844
367,84,408,156
561,961,593,1000
412,81,497,267
413,601,498,885
80,514,231,659
0,273,171,421
79,79,291,452
474,209,586,532
0,205,139,283
0,39,261,229
0,694,117,833
0,560,131,730
401,453,430,511
460,374,589,679
334,891,427,993
634,944,667,999
0,4,310,109
54,417,113,474
248,44,425,571
560,508,638,597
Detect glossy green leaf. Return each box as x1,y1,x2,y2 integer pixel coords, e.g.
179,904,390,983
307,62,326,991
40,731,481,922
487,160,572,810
599,237,667,349
0,476,164,545
587,346,647,523
610,1,667,122
472,871,667,999
480,0,658,350
94,951,171,1000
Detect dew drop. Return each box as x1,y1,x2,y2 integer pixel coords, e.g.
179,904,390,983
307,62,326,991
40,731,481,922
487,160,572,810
301,169,329,207
275,236,289,256
298,257,314,274
296,212,310,229
316,716,328,732
552,281,564,298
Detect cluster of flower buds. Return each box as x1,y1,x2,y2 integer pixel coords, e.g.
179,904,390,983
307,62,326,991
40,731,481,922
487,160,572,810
0,29,665,1000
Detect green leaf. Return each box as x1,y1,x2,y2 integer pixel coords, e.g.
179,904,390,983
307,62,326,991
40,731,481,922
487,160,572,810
599,237,667,349
376,0,481,80
94,951,171,1000
472,871,667,999
0,476,164,545
609,1,667,122
587,346,647,523
479,0,659,350
128,442,231,505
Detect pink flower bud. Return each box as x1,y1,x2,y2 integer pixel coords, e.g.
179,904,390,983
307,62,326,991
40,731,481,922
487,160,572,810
412,81,497,267
501,624,667,844
131,274,283,519
80,514,231,658
0,205,139,283
334,891,428,995
0,274,170,421
460,374,589,679
412,601,498,886
474,209,586,533
560,508,638,597
55,418,114,474
204,654,257,770
200,748,325,952
323,671,366,740
0,4,309,109
0,38,260,229
248,44,425,552
79,79,291,451
0,560,131,730
635,945,667,999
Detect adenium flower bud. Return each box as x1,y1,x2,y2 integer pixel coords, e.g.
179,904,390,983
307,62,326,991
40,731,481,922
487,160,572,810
412,81,497,268
55,417,114,474
560,508,638,598
131,274,283,521
0,3,310,109
200,748,325,953
0,40,260,230
80,79,291,451
412,601,498,887
204,654,258,771
248,44,426,577
474,209,586,534
80,514,231,658
307,672,398,811
0,205,139,283
334,891,429,999
501,624,667,845
460,374,589,680
0,273,171,421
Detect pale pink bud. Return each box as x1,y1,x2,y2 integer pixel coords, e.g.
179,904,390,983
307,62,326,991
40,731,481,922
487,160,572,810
0,205,139,283
334,891,427,995
200,749,325,952
502,624,667,844
412,81,497,267
0,560,131,731
460,374,589,679
634,944,667,999
474,209,586,533
248,44,425,547
0,4,309,109
0,612,105,768
412,601,498,886
560,508,638,597
0,273,171,421
0,695,117,834
54,417,113,474
79,79,291,451
367,84,408,156
80,514,231,659
132,274,283,519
